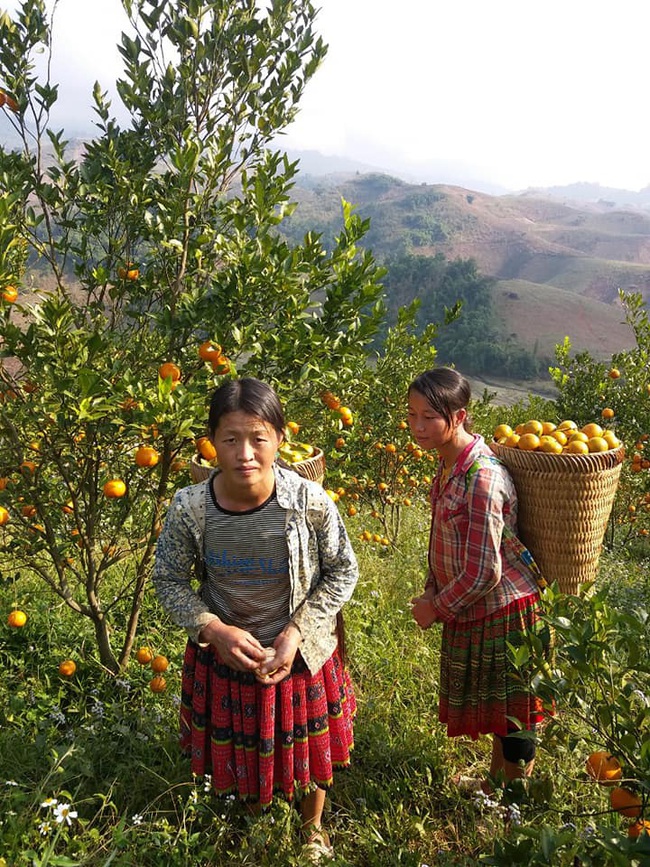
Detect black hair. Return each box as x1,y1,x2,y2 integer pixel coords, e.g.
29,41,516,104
208,378,285,437
408,367,472,430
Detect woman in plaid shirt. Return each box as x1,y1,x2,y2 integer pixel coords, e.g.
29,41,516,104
408,367,547,793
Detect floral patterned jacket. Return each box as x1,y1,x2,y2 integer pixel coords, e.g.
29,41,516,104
152,464,359,674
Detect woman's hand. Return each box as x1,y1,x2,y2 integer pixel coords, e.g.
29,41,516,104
199,619,266,671
255,622,302,686
410,590,438,629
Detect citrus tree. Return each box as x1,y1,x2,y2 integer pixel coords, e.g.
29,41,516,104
549,290,650,549
0,0,386,671
486,583,650,865
310,301,441,546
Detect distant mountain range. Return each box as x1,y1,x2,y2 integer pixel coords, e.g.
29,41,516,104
285,148,650,211
4,136,646,361
282,166,649,361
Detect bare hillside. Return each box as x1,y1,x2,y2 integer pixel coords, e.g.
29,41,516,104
289,175,648,358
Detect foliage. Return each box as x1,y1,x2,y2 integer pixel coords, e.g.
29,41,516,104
549,290,650,550
0,0,388,671
311,300,441,546
550,291,650,440
0,509,481,866
4,515,650,864
485,580,650,865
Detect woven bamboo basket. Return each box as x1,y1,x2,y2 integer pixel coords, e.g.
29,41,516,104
488,443,625,594
189,446,326,486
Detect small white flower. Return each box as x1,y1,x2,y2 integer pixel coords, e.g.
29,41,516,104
506,804,522,825
38,820,53,835
5,780,18,787
41,797,58,809
53,802,78,825
131,813,144,826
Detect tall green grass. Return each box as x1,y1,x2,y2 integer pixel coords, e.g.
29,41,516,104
1,506,647,865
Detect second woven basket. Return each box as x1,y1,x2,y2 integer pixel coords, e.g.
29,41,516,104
489,443,625,594
189,446,326,487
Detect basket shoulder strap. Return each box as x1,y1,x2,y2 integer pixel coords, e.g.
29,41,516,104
464,455,502,488
464,456,547,589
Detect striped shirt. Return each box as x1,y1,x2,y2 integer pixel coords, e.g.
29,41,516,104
426,435,539,623
152,465,359,674
203,487,290,645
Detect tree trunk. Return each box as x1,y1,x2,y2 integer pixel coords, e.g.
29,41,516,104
92,611,119,674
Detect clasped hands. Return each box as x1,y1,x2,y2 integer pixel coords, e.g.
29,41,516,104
199,619,302,685
410,587,439,629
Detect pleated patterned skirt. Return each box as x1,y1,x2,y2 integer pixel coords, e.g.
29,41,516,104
438,593,549,740
179,640,356,807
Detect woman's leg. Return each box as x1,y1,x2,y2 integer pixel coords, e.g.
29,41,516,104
492,733,535,783
299,787,327,838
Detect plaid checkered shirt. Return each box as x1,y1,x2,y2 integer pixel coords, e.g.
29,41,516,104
426,435,539,622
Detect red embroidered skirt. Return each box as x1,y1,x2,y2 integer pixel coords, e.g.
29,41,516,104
179,641,356,807
439,593,549,740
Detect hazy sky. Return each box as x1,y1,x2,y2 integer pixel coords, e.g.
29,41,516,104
3,0,650,192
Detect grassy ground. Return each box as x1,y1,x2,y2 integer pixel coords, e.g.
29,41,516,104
0,505,647,866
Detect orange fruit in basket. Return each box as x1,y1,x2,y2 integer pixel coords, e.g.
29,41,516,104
493,423,513,440
558,420,578,431
569,430,589,444
541,421,557,435
603,431,621,449
588,436,609,453
196,437,217,462
551,429,568,446
582,422,604,439
518,433,541,451
522,420,544,436
540,435,563,454
566,439,589,454
504,433,520,448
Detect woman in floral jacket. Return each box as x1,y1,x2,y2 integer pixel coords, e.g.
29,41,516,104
153,378,357,861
